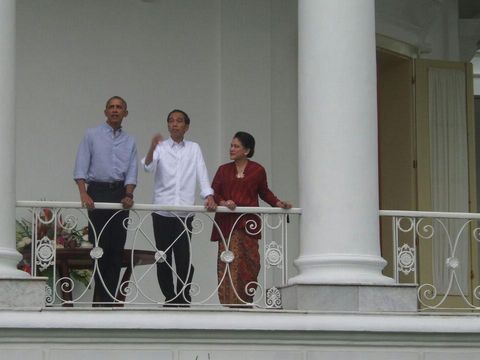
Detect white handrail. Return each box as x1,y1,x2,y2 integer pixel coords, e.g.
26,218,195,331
380,209,480,220
16,200,302,214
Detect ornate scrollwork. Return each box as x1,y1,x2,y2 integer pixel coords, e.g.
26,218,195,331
220,250,235,263
415,218,435,240
445,256,459,270
154,250,167,263
473,285,480,301
189,282,201,297
119,280,138,301
57,277,74,294
45,284,54,305
397,243,415,275
123,210,141,231
122,216,134,231
264,214,283,230
190,216,204,235
89,246,104,259
58,212,79,232
36,236,54,271
35,208,55,226
245,281,261,299
245,215,263,236
417,283,437,304
265,242,283,268
396,217,415,233
472,226,480,243
265,287,282,308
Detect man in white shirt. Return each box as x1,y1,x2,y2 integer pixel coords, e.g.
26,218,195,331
143,109,216,306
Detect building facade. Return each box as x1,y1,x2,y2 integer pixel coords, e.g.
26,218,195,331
1,0,480,359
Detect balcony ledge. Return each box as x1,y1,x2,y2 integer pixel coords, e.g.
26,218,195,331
2,309,480,339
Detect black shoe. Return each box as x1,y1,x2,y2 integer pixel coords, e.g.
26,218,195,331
163,296,178,308
163,296,190,308
163,303,178,308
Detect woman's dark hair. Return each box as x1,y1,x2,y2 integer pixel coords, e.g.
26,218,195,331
234,131,255,158
167,109,190,125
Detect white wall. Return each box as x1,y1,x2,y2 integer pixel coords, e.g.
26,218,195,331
16,0,222,203
15,0,298,204
15,0,299,302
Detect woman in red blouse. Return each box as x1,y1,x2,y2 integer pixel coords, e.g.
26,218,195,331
211,131,291,306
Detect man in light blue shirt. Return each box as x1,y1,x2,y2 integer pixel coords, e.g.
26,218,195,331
74,96,138,306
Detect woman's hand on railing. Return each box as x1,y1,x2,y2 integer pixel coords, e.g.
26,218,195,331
220,200,237,210
276,200,292,209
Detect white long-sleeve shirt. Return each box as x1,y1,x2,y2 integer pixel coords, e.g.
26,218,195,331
142,137,213,217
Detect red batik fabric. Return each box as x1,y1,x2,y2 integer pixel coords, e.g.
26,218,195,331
217,230,260,305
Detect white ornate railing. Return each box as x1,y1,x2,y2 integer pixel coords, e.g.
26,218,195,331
380,210,480,310
16,201,300,309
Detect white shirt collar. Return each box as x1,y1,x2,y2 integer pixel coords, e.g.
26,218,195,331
167,137,185,148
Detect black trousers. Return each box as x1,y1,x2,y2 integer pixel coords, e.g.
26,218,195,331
152,213,194,304
87,183,128,304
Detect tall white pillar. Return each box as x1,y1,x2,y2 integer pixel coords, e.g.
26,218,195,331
0,1,45,308
290,0,393,285
0,0,28,278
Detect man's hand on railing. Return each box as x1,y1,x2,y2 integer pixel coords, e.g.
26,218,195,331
204,195,217,211
80,192,95,209
121,196,134,209
76,179,95,209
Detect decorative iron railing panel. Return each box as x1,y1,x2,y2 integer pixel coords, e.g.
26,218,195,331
380,210,480,311
16,201,300,309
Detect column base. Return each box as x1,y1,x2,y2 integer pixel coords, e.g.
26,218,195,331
0,278,47,309
0,247,32,278
280,284,418,312
289,254,395,285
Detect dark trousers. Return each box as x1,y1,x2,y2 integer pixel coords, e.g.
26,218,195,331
152,213,194,304
87,183,127,304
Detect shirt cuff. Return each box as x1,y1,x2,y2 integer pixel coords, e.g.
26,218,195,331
201,188,214,199
124,180,137,187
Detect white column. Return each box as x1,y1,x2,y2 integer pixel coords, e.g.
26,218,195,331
0,0,28,278
290,0,393,285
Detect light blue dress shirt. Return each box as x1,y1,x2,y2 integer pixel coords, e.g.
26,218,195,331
74,123,138,185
